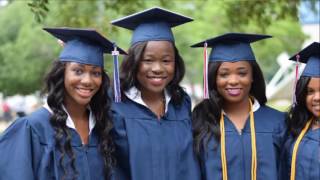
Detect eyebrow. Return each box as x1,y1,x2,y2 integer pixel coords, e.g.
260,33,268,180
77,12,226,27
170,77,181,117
72,63,101,70
219,66,248,71
237,67,248,70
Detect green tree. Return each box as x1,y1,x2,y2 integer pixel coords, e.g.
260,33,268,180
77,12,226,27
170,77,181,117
0,1,58,96
167,0,307,83
0,0,314,97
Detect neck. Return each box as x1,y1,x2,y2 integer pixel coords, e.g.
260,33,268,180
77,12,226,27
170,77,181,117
63,100,90,144
223,97,250,116
64,101,88,123
312,116,320,130
222,97,251,132
141,90,164,104
141,90,165,120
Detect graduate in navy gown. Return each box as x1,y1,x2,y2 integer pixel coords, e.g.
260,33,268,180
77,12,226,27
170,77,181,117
0,27,126,180
280,42,320,180
110,7,201,180
191,33,287,180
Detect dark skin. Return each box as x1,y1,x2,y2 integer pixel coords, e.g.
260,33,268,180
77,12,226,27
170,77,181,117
64,62,102,144
141,91,165,120
64,104,90,144
306,77,320,130
137,41,175,119
223,98,251,132
216,61,253,132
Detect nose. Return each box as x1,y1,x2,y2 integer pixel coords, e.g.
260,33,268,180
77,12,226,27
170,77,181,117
81,73,92,86
151,61,164,74
228,74,239,85
314,91,320,101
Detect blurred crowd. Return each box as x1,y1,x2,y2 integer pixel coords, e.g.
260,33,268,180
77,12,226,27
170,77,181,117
0,94,42,123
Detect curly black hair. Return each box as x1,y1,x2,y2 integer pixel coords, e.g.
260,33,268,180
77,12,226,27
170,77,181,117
286,76,313,138
192,61,267,154
119,41,186,105
43,60,115,180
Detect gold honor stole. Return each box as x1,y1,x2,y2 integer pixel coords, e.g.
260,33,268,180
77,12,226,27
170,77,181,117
219,99,257,180
290,117,313,180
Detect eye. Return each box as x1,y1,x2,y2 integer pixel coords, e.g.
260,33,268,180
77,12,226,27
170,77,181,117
73,68,83,75
307,88,314,95
238,71,248,77
92,71,102,77
218,72,228,78
162,59,173,64
142,58,153,63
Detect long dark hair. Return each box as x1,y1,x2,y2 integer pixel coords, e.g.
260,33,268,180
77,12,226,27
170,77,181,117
286,76,312,138
192,60,267,154
119,41,186,105
43,60,114,180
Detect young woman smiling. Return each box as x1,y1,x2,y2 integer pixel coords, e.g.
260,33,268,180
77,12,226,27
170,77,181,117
110,7,200,180
281,42,320,180
0,27,126,180
192,33,286,180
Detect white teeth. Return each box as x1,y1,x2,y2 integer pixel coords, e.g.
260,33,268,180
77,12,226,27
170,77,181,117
149,77,164,81
313,105,320,109
77,88,91,93
227,88,240,92
226,88,241,95
149,77,164,79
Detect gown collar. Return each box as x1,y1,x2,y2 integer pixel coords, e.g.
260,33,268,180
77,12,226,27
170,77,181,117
222,97,260,115
43,101,96,136
125,86,171,113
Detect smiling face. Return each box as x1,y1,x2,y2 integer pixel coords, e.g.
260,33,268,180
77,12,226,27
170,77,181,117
216,61,253,104
137,41,175,96
306,77,320,118
64,62,102,108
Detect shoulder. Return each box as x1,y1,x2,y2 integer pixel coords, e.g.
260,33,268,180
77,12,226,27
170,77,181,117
256,105,285,120
25,107,52,130
165,93,192,121
180,91,191,105
0,107,52,141
111,98,138,114
168,92,191,112
3,107,50,131
182,92,191,105
254,105,286,132
21,107,54,143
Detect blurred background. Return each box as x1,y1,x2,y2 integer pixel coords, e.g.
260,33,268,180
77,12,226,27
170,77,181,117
0,0,319,133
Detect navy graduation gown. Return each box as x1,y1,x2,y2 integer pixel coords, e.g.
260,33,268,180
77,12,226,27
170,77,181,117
281,128,320,180
111,94,201,180
0,107,106,180
199,106,286,180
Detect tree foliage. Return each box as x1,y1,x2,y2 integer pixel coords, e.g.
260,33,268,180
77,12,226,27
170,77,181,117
0,0,315,96
0,2,56,96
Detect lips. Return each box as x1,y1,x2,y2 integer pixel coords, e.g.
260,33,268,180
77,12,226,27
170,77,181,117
226,88,241,96
76,87,94,98
147,76,166,86
312,104,320,110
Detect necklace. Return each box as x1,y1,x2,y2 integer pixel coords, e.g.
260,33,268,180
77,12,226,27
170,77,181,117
160,95,166,117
